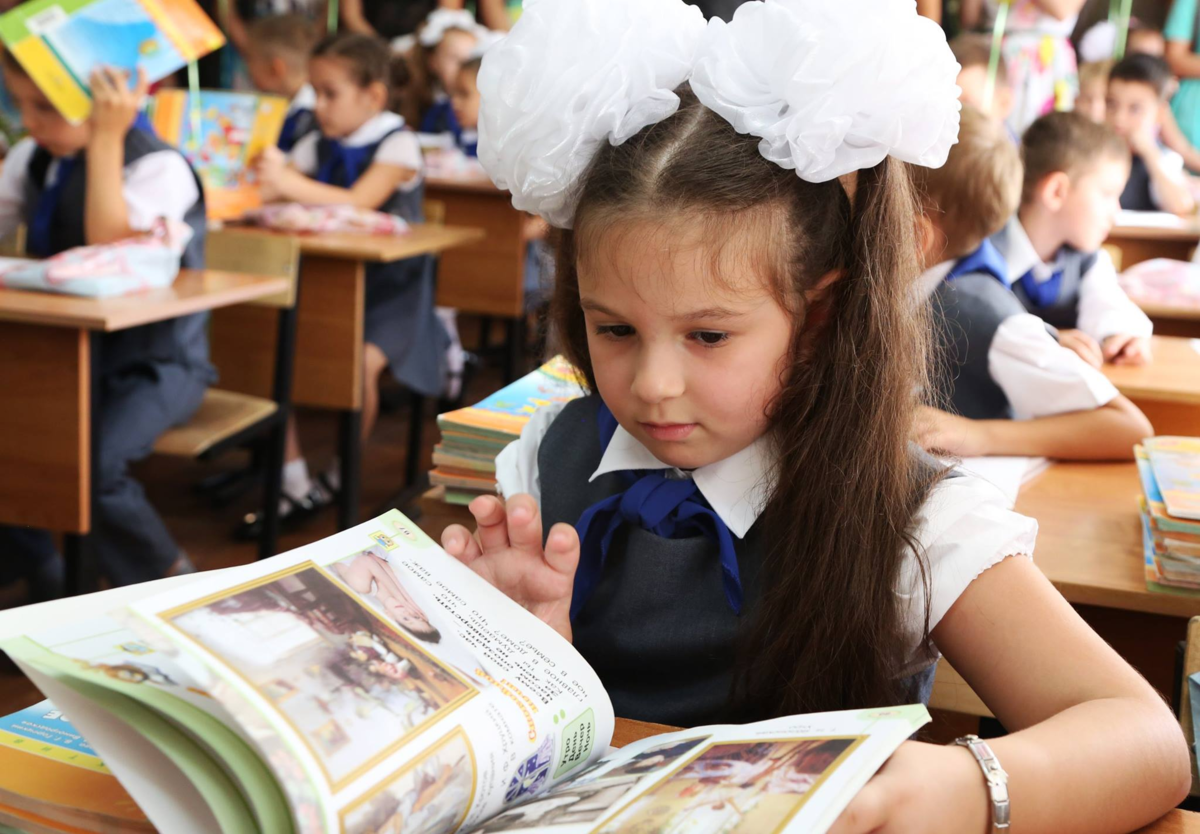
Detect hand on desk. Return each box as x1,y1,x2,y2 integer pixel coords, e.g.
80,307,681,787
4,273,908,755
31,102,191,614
441,494,579,642
913,407,990,458
1103,333,1153,366
828,741,988,834
1057,329,1103,368
255,146,289,203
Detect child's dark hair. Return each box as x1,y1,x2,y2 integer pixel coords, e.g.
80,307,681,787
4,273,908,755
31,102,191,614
248,14,317,69
1110,53,1172,98
312,32,392,90
551,86,942,718
0,49,26,79
1021,111,1129,204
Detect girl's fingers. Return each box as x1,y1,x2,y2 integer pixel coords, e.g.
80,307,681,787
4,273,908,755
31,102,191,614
505,494,544,554
132,67,148,97
469,495,511,553
441,524,482,564
543,523,580,577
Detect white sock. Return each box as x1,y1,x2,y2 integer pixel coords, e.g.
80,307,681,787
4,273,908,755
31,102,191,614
283,458,313,499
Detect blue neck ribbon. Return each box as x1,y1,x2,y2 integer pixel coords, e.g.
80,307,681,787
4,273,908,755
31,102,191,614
570,402,744,622
278,108,310,153
945,239,1011,286
1017,267,1065,307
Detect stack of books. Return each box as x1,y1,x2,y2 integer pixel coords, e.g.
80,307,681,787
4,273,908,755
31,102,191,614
1139,437,1200,593
430,356,585,505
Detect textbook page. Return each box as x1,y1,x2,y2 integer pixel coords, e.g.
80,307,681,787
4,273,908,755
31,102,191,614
130,510,616,834
467,705,931,834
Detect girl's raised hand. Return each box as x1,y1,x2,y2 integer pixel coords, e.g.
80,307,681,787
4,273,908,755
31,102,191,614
441,494,579,642
827,741,988,834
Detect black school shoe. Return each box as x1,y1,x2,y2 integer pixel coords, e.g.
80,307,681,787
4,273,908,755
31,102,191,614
235,483,335,541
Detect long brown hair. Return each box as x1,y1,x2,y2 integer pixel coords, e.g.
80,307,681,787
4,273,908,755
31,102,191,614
551,88,941,717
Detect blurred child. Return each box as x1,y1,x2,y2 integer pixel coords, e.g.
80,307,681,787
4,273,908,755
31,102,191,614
1107,53,1195,214
950,34,1015,128
0,58,212,592
449,56,481,157
416,9,481,139
913,107,1151,460
243,14,319,152
994,111,1153,366
1165,0,1200,149
250,32,447,533
1075,60,1111,123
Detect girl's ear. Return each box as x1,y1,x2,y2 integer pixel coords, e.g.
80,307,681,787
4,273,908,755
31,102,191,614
803,268,844,305
368,80,389,110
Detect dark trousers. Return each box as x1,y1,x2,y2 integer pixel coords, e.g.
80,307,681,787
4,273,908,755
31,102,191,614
0,361,208,589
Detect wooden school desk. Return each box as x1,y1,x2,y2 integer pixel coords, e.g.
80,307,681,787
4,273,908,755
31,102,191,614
1102,336,1200,436
1107,214,1200,270
208,225,484,530
609,718,1200,833
0,270,290,590
425,173,528,381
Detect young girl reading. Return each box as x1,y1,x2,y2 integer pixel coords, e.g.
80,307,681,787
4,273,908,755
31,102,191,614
442,0,1191,830
253,32,447,530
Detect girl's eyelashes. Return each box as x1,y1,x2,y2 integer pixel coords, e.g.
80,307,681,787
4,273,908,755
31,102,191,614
689,330,730,347
595,324,635,340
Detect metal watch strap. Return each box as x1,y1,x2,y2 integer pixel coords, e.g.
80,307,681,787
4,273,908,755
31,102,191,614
953,734,1010,832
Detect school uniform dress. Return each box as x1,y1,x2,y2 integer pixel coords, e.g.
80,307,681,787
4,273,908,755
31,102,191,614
289,111,448,397
419,94,463,143
0,126,213,587
277,84,317,154
924,240,1120,421
991,217,1153,344
1119,146,1188,212
494,396,1037,727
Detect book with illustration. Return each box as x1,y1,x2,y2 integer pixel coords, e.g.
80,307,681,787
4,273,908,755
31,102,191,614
0,0,224,124
150,90,287,220
1144,436,1200,522
0,512,929,834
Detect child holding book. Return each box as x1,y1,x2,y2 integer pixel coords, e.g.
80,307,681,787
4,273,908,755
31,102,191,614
0,60,211,590
442,1,1188,830
251,32,447,532
243,14,319,152
993,111,1154,367
1107,53,1196,215
915,107,1151,458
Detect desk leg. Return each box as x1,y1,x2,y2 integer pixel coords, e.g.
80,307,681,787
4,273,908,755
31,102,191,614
338,410,362,530
63,332,100,596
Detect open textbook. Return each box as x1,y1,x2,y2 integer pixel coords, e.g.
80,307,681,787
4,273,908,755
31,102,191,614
0,512,929,834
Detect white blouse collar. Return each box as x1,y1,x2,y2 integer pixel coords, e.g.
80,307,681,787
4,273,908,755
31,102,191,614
588,423,774,539
342,111,406,148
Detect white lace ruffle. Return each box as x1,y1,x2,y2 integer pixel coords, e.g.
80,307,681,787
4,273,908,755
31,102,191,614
476,0,706,228
478,0,961,225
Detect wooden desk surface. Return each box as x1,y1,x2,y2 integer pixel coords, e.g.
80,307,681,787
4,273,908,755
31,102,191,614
426,172,505,195
1109,216,1200,243
1103,336,1200,406
217,223,486,263
0,270,290,331
609,718,1198,833
1015,462,1200,618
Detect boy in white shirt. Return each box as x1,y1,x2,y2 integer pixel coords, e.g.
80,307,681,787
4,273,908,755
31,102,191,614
993,110,1154,366
912,107,1152,461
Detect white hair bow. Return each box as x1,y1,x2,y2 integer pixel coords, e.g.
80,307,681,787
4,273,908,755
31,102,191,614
478,0,962,228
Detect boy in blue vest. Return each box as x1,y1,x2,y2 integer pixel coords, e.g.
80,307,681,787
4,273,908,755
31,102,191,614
912,107,1151,461
243,14,318,153
993,111,1154,367
0,57,211,598
1107,54,1195,216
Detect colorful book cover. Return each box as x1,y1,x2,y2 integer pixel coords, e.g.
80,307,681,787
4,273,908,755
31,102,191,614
1143,514,1200,596
432,445,497,474
437,356,585,441
1145,437,1200,521
429,468,497,492
0,0,224,124
0,700,151,829
1136,446,1200,537
150,89,287,220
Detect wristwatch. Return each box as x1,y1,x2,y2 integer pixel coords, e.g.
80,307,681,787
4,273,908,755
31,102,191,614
953,734,1010,832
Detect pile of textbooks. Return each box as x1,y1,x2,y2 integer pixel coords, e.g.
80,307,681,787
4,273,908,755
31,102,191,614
430,356,585,504
1139,437,1200,593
